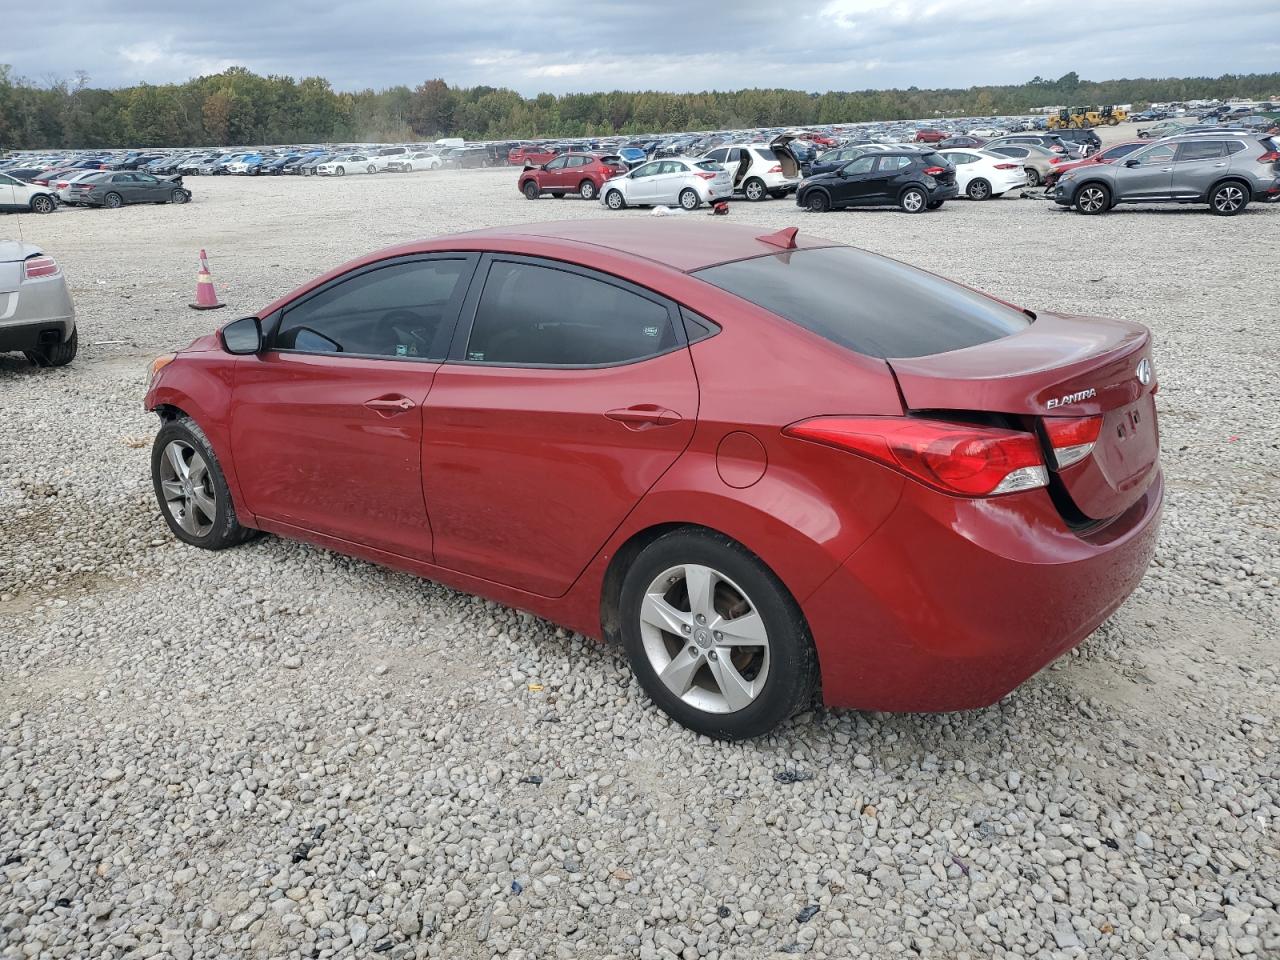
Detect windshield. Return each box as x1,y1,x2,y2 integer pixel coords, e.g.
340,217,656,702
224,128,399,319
694,247,1030,359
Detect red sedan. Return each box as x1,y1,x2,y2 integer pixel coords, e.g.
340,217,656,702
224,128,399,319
518,152,628,201
1043,140,1145,188
145,221,1162,740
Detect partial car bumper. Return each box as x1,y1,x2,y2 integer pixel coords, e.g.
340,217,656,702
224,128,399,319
927,181,959,201
803,469,1163,712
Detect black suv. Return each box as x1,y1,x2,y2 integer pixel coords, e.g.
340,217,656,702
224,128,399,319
796,149,958,213
1050,128,1102,155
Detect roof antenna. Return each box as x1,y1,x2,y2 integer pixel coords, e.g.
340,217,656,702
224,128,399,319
757,227,798,250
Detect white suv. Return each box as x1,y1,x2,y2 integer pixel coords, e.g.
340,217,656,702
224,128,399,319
700,136,802,201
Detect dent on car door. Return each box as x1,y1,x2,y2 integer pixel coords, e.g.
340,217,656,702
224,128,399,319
421,255,699,597
229,255,476,560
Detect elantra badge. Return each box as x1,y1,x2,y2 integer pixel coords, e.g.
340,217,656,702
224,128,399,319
1136,358,1153,385
1046,388,1097,410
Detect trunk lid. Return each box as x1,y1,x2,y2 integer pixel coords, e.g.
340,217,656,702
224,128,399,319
0,241,38,294
769,134,802,179
887,312,1159,521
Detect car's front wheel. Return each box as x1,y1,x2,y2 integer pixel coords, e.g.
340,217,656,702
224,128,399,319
367,164,378,174
1073,183,1110,214
804,190,830,213
523,180,540,200
1209,182,1249,216
151,417,256,550
171,189,188,204
620,529,818,740
605,189,626,210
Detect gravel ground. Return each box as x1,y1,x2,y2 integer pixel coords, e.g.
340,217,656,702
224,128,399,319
2,130,1278,960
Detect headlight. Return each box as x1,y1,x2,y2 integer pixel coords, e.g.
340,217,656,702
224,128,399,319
148,353,175,387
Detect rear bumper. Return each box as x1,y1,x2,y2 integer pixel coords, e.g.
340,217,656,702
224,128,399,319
927,182,959,200
0,316,76,352
804,468,1163,712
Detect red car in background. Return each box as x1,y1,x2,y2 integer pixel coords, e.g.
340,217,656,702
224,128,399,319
914,128,949,143
518,152,628,201
508,144,563,166
1043,140,1145,188
144,221,1161,740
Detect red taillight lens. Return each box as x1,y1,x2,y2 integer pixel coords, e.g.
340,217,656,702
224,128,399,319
1043,415,1102,469
993,163,1018,170
1051,156,1067,164
695,171,716,180
768,164,783,173
23,256,59,279
1259,150,1280,162
784,416,1048,497
923,166,945,176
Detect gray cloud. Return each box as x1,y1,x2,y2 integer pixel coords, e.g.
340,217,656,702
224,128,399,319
4,0,1278,93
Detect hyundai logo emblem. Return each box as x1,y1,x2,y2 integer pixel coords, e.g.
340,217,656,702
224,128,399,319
1136,358,1152,385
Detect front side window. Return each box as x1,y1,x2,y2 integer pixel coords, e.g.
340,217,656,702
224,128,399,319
275,259,470,359
631,162,660,179
544,157,567,170
1133,144,1176,164
843,156,876,175
465,261,677,366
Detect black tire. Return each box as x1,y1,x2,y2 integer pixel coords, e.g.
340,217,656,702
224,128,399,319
804,190,830,213
1073,183,1110,215
899,186,927,213
1024,168,1042,187
171,189,188,204
335,167,345,177
619,529,818,740
367,164,378,174
103,192,123,209
30,194,55,214
742,177,767,202
966,178,992,201
24,327,77,367
579,179,597,200
678,188,700,211
151,416,256,551
1209,181,1249,216
523,180,540,200
605,189,626,210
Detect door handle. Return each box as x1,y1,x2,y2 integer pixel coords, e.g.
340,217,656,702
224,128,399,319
605,404,682,429
364,395,415,414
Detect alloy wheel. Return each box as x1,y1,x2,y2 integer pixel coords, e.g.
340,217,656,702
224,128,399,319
902,190,924,212
1078,187,1106,212
158,440,216,537
1214,186,1244,213
638,564,770,714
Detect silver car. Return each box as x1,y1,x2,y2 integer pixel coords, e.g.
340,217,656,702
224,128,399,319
0,241,77,366
1054,134,1280,215
600,157,733,211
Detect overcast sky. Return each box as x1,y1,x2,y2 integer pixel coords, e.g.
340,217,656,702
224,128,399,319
5,0,1279,94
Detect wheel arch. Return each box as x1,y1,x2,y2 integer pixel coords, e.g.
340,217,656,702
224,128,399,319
1207,175,1252,201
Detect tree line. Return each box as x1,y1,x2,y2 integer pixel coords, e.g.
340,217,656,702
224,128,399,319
2,65,1277,150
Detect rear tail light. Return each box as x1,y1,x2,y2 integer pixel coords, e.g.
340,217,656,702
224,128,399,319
1259,150,1280,162
923,166,946,176
1044,415,1102,468
993,163,1018,170
695,172,717,180
768,164,783,173
784,416,1048,497
23,256,59,280
56,182,69,189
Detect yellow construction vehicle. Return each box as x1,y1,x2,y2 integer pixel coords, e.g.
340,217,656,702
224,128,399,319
1047,108,1071,130
1068,107,1092,128
1100,105,1128,125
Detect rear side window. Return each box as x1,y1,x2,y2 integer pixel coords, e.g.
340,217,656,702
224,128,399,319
1176,141,1225,161
754,148,778,161
694,247,1030,359
276,258,470,359
466,261,677,366
877,156,911,171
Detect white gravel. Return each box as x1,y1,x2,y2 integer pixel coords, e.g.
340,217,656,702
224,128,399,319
2,134,1278,960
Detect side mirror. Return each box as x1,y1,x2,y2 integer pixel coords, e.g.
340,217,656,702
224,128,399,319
836,169,847,178
1124,158,1141,168
221,316,262,354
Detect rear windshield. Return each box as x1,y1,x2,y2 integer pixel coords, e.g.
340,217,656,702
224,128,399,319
693,247,1030,359
920,152,947,167
753,148,778,160
694,160,721,172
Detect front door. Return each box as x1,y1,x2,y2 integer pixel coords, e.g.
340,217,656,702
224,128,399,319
0,174,17,210
1117,143,1176,199
423,255,699,597
626,161,665,204
541,155,570,189
230,254,477,560
831,155,877,204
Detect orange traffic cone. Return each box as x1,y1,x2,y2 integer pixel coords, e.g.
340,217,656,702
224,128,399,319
189,249,225,310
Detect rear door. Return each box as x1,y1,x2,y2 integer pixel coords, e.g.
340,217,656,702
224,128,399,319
1170,139,1227,198
230,254,476,560
866,155,910,202
422,255,698,596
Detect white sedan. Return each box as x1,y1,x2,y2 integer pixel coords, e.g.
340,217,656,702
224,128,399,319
936,149,1028,200
384,152,444,172
600,158,733,211
316,155,373,177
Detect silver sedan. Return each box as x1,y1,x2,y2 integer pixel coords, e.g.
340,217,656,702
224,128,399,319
0,241,77,366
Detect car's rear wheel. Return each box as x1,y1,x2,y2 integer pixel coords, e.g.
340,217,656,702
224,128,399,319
1073,183,1110,214
151,417,256,551
579,179,597,200
1209,182,1249,216
678,188,700,211
966,178,991,201
367,164,377,174
805,190,830,213
523,180,540,200
743,177,767,201
103,192,123,209
24,328,77,367
605,189,626,210
171,189,188,204
899,186,927,213
335,167,345,177
1024,168,1042,187
30,195,55,214
620,529,818,740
